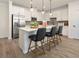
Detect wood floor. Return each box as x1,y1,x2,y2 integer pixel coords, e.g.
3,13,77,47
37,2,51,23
0,36,79,58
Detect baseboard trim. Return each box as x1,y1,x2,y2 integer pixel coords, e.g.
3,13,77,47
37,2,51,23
0,37,8,39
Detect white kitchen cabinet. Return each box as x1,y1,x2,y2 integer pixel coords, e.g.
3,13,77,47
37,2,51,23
62,26,69,36
53,7,68,21
61,9,68,20
25,9,31,21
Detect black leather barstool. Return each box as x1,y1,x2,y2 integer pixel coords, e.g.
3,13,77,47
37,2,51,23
45,27,57,51
28,28,46,54
56,26,63,42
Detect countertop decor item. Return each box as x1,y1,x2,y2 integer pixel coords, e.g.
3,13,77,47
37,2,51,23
43,21,47,27
30,21,38,28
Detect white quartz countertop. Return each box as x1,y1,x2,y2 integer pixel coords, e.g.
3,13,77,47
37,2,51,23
19,25,55,32
19,27,37,32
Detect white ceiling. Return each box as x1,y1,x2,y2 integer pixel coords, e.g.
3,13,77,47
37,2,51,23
0,0,9,3
12,0,76,11
0,0,76,11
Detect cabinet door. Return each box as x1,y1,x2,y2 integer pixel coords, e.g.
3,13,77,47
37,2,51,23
61,9,68,20
25,10,31,21
49,18,57,25
55,11,61,21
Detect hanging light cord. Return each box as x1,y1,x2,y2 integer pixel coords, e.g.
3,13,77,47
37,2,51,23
31,0,33,8
42,0,44,11
50,0,51,13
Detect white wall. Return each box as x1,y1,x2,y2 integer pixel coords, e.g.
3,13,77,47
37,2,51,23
68,0,79,39
8,0,12,39
0,2,9,38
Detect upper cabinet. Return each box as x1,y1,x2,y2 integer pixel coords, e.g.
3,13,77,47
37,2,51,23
13,7,43,21
12,6,25,16
31,9,42,21
44,6,68,22
53,6,68,21
53,11,61,21
61,8,68,21
24,9,31,21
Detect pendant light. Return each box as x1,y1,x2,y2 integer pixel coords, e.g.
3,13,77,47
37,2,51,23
41,0,45,14
30,0,34,12
49,0,52,16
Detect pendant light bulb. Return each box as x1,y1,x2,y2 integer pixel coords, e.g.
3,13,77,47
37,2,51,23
30,0,33,12
49,0,53,16
30,8,34,12
42,11,45,14
49,13,52,16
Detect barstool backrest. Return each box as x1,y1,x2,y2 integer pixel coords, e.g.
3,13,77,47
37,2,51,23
36,28,46,41
50,27,57,36
58,26,63,34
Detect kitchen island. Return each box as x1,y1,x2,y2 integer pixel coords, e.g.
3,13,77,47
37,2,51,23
19,25,55,54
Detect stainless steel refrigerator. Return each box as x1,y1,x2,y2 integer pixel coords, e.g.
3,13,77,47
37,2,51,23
12,14,25,39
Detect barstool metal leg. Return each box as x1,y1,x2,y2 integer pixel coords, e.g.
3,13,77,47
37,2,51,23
47,37,51,51
35,42,38,50
53,36,56,47
41,40,45,54
55,35,59,45
59,35,62,42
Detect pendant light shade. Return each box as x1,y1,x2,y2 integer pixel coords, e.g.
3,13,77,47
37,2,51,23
30,0,34,12
49,13,53,16
41,10,45,14
30,8,34,12
49,0,52,16
41,0,45,14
